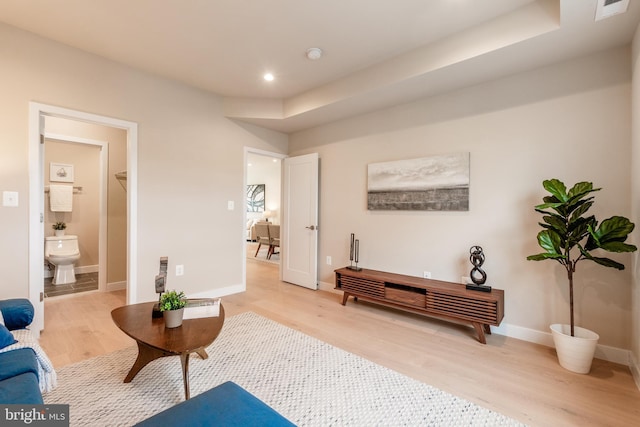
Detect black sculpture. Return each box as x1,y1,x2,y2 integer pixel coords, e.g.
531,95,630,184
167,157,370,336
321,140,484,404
152,256,169,317
347,233,362,271
466,246,492,292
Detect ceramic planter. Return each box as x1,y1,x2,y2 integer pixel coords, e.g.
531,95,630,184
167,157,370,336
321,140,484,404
550,323,599,374
163,308,184,328
55,230,65,237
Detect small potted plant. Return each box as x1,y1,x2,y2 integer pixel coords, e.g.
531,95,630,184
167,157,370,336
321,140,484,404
527,179,636,373
159,290,187,328
52,221,66,237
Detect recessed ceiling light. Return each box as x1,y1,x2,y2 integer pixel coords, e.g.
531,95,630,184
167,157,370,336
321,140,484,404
306,47,323,60
263,73,274,81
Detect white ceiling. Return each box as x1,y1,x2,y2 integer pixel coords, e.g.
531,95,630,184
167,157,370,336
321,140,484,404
1,0,639,133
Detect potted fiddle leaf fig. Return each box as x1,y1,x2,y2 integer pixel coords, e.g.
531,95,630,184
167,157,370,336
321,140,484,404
160,290,187,328
527,179,636,373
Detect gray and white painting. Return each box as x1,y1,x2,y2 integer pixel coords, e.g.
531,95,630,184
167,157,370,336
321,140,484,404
367,153,470,211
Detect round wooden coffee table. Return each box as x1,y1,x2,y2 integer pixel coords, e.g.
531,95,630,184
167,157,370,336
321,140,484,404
111,301,225,400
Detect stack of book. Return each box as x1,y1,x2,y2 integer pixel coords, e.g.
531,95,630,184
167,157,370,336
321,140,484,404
183,298,221,319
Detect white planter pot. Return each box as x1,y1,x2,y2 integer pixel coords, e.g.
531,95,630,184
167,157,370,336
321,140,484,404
163,308,184,328
55,230,65,237
550,323,599,374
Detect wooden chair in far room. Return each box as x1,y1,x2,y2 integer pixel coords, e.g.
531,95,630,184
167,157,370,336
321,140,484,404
267,224,280,260
254,223,271,258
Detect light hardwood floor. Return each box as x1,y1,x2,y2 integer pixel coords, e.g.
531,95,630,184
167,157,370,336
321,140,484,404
39,258,640,426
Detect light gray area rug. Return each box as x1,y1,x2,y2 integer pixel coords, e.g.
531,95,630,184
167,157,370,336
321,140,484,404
44,312,523,426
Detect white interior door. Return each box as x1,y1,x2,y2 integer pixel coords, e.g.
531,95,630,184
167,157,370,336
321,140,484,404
282,153,319,289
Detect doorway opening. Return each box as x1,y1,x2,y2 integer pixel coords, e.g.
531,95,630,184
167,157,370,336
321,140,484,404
243,149,285,285
43,131,110,298
28,102,138,333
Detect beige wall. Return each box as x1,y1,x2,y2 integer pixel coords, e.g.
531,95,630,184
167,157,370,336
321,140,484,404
44,139,100,268
0,22,287,304
290,47,633,350
1,18,638,362
45,117,128,285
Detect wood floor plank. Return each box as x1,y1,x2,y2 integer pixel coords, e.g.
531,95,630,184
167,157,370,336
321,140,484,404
38,258,640,426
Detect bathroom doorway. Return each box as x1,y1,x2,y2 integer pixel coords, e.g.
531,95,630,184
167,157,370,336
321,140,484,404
43,134,104,297
28,102,138,333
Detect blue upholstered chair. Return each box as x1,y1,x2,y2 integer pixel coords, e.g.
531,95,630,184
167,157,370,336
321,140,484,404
135,381,295,426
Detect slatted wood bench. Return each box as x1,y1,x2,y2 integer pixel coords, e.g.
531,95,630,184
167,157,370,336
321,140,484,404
335,267,504,344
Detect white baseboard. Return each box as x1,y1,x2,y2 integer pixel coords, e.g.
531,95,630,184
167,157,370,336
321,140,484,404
318,280,339,293
492,322,631,366
322,280,633,367
44,264,98,278
189,283,245,299
631,351,640,390
107,281,127,291
75,265,99,274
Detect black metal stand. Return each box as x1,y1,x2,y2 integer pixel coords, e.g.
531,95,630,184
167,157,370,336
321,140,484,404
465,284,492,292
152,303,163,318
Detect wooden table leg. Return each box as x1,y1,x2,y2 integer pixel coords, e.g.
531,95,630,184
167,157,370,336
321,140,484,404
124,341,171,383
341,292,350,305
195,347,208,360
483,324,492,335
472,322,487,344
180,353,190,400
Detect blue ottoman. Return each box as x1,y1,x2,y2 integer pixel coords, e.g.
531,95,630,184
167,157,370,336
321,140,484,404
135,381,295,426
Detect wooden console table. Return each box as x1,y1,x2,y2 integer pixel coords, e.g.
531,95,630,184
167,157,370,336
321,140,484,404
335,267,504,344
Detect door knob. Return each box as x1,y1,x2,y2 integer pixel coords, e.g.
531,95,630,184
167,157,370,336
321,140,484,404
305,225,317,230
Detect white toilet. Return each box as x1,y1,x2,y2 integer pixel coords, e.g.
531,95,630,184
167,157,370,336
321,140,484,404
45,235,81,285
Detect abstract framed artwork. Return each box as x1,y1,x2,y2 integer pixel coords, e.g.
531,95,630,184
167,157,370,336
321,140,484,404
247,184,265,212
367,152,470,211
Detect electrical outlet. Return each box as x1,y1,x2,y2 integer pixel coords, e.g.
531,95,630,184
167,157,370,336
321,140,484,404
423,271,431,279
176,265,184,276
326,256,332,266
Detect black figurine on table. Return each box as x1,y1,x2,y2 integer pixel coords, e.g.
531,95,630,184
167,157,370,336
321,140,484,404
466,246,492,292
152,257,169,317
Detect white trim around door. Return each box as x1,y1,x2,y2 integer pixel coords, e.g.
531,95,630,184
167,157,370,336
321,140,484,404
28,102,138,333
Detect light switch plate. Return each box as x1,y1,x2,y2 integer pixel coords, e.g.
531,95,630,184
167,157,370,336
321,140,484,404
227,201,234,210
2,191,18,207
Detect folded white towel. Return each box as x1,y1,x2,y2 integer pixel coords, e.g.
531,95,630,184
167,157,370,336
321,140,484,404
49,184,73,212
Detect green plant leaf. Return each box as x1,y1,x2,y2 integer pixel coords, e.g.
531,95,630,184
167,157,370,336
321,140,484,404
159,290,187,311
543,179,568,202
541,215,566,234
582,253,626,270
535,203,562,212
599,241,638,253
526,253,564,261
537,230,562,255
566,216,594,246
567,182,597,199
568,200,593,222
593,216,635,243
